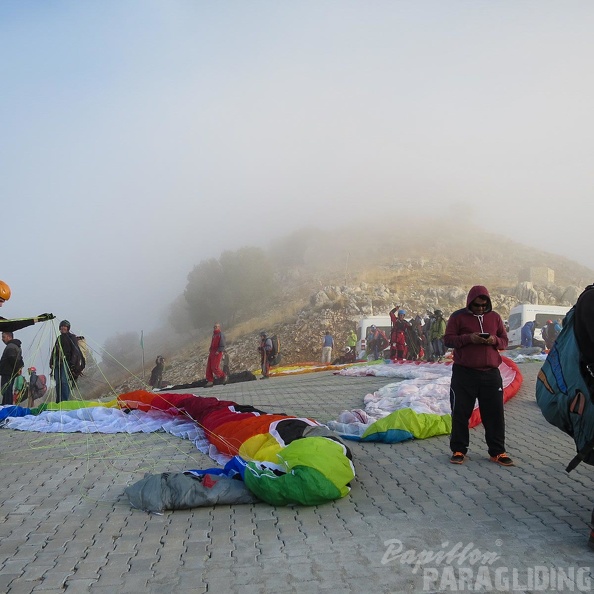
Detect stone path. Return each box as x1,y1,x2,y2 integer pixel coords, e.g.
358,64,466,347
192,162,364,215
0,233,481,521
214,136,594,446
0,362,593,593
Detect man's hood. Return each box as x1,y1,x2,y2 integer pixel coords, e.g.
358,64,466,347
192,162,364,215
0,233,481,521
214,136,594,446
465,285,492,313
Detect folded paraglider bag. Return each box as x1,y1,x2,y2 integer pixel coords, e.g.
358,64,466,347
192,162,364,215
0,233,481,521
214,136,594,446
124,472,260,512
158,370,257,391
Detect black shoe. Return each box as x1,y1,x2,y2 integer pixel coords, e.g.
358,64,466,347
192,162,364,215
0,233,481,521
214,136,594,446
450,452,466,464
222,375,228,385
260,375,269,380
490,453,514,466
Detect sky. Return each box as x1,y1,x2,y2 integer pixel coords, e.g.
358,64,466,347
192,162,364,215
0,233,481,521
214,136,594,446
2,1,593,371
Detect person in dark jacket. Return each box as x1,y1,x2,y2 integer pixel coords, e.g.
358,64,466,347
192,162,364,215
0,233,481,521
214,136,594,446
205,323,227,387
0,331,24,405
429,309,447,360
50,320,81,403
258,331,273,379
444,285,513,466
542,319,559,351
149,356,165,388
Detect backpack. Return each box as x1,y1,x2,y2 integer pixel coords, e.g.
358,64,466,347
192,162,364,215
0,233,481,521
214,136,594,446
268,335,282,366
31,374,47,399
12,374,28,405
68,335,86,379
536,287,594,471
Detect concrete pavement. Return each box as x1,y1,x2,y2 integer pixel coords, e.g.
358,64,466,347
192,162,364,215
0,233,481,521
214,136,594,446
1,361,593,593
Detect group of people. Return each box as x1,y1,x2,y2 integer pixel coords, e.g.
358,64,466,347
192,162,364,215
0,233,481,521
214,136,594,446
0,281,51,404
11,278,594,547
363,308,448,363
0,279,88,405
520,318,562,350
354,290,514,468
398,308,448,362
319,287,514,469
202,323,279,384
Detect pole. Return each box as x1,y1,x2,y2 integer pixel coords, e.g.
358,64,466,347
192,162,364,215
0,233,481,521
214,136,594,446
140,330,145,381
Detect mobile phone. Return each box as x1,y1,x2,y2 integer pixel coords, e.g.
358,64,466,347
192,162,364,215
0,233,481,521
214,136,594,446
479,333,490,339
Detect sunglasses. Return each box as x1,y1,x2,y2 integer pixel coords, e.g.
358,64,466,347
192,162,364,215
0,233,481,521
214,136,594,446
471,301,488,308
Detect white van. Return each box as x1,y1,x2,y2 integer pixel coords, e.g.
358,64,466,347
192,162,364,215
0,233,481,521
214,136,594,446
356,316,392,359
507,304,570,347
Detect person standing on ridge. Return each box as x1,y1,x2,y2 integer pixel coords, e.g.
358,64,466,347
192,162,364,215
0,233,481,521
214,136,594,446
444,285,513,466
258,331,273,379
205,323,227,387
149,355,165,388
321,330,334,364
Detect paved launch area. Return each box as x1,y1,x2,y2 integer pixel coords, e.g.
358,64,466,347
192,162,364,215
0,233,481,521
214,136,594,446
0,361,593,593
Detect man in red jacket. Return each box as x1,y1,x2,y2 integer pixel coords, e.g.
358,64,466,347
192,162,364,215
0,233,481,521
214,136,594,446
444,285,513,466
205,322,227,387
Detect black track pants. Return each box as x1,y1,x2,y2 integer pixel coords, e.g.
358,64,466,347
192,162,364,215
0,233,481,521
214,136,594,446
449,364,505,457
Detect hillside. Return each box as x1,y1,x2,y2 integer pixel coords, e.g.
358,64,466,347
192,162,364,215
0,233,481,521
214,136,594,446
105,221,593,397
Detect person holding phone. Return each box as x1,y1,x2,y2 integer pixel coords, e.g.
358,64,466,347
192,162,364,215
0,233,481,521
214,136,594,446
444,285,512,466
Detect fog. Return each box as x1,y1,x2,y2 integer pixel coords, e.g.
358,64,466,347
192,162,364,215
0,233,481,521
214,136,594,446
2,1,593,369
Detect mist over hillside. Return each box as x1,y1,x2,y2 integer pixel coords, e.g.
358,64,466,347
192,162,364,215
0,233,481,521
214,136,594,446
95,219,593,398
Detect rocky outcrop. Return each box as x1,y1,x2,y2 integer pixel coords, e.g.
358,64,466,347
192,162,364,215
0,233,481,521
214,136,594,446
514,282,538,304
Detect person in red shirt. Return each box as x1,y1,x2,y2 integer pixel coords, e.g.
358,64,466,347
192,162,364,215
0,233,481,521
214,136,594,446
444,285,513,467
205,323,227,387
389,307,411,360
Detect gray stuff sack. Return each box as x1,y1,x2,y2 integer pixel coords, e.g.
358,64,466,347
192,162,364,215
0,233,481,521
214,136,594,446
124,472,260,512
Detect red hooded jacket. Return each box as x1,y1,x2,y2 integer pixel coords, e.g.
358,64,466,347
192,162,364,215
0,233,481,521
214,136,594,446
444,285,508,370
209,329,226,354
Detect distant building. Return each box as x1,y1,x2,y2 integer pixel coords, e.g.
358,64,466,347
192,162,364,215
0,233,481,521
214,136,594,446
519,267,554,285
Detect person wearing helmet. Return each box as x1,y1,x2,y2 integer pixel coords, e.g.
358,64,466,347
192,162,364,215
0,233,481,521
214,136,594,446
258,331,273,379
0,280,56,332
28,366,47,407
0,280,11,304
